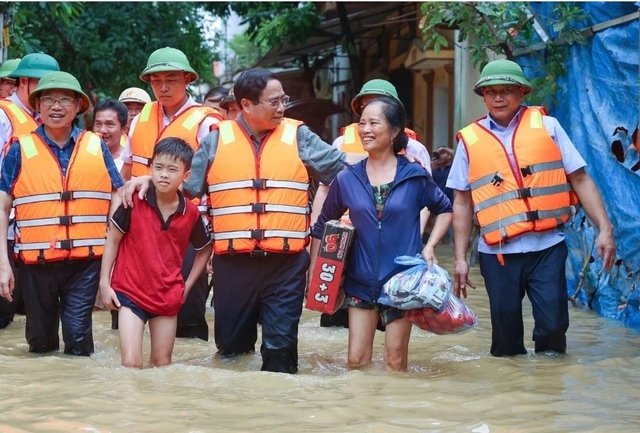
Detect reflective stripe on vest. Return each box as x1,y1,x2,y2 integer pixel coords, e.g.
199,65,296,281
206,118,310,254
460,106,576,245
130,102,223,177
13,131,111,263
210,204,309,217
207,179,309,193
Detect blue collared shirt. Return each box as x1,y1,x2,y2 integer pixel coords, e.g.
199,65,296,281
446,106,586,254
0,125,124,193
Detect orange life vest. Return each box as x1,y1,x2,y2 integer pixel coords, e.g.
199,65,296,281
340,123,418,153
12,131,112,263
459,106,578,246
0,100,39,154
207,118,310,254
129,101,223,177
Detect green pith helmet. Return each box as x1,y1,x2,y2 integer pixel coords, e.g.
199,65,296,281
7,53,60,80
140,47,199,84
351,79,402,116
28,71,91,115
473,59,532,96
0,59,22,79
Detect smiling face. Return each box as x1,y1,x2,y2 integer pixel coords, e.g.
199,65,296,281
358,101,398,154
94,108,126,150
151,153,191,195
242,78,286,135
37,89,80,130
481,84,524,127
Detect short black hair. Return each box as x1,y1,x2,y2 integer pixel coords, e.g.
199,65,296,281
93,99,128,128
362,96,408,154
152,137,194,170
204,86,229,102
234,68,279,105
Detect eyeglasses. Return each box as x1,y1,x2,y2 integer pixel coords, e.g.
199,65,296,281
257,95,290,108
39,96,77,107
482,87,521,99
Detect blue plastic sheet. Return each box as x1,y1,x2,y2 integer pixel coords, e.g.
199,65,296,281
520,3,640,327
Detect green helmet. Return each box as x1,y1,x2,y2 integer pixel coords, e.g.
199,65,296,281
219,88,236,110
351,79,402,116
473,59,532,96
7,53,60,80
0,59,22,79
140,47,199,84
28,71,91,115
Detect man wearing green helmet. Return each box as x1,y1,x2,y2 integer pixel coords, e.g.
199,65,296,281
0,71,124,355
0,59,21,99
0,53,60,330
119,47,223,341
447,59,615,357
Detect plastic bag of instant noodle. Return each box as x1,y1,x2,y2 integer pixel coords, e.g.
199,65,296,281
378,255,450,311
403,295,479,335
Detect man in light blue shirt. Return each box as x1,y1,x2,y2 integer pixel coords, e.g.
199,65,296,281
447,59,615,357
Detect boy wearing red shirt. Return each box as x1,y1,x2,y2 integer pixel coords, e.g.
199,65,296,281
100,137,212,368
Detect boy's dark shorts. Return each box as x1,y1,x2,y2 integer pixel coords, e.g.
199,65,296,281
344,295,404,326
116,292,158,324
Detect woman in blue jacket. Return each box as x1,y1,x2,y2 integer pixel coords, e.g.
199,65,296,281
310,96,452,371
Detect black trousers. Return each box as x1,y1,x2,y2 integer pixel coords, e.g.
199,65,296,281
111,243,210,341
0,241,24,329
479,241,569,357
18,258,101,356
212,250,310,374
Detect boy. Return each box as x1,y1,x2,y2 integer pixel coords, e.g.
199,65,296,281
99,137,212,368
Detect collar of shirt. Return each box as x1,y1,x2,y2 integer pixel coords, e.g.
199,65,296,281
484,105,525,133
160,94,198,126
236,113,269,144
35,124,81,149
145,184,187,216
8,92,35,117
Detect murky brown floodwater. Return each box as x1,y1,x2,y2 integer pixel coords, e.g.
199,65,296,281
1,244,639,432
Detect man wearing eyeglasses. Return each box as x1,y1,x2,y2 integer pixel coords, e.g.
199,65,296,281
0,53,60,330
0,71,124,355
448,59,615,357
119,47,224,342
123,68,346,373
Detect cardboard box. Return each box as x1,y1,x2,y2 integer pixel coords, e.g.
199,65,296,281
306,219,355,314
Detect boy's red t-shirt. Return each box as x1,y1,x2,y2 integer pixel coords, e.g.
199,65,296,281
110,187,210,316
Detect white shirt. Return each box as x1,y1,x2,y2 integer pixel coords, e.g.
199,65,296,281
121,95,220,164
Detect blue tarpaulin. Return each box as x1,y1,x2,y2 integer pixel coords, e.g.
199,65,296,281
521,3,640,327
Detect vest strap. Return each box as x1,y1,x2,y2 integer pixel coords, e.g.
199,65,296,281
212,229,309,241
197,205,208,214
14,238,106,251
479,206,575,237
210,203,309,217
131,155,151,167
520,160,564,177
473,183,573,213
208,179,309,193
13,191,112,206
6,103,29,124
15,215,108,229
469,172,504,190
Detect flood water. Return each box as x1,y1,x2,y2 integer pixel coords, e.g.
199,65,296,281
1,244,639,432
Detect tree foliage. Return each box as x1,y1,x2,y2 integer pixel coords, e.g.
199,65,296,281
419,2,588,106
4,2,219,98
201,2,322,50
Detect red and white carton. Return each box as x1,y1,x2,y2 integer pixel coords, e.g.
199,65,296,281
306,219,355,314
